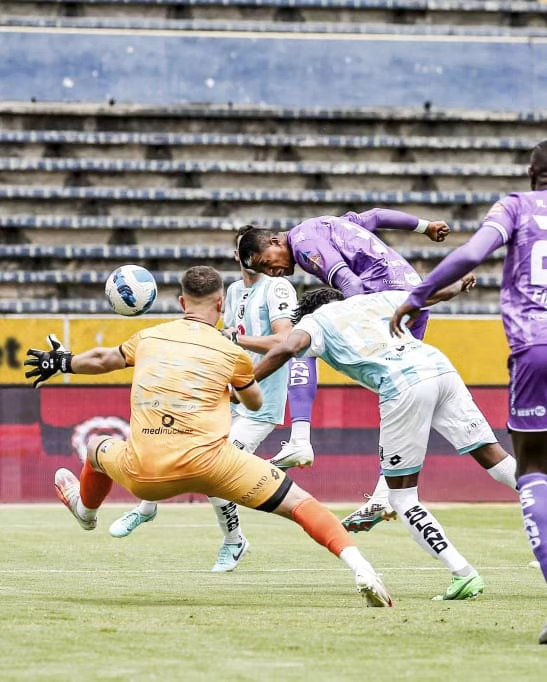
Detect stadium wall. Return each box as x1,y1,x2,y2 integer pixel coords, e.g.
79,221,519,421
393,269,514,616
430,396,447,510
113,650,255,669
0,316,515,503
1,29,546,111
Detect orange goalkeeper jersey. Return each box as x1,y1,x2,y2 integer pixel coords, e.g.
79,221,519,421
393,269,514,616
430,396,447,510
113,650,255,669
118,318,255,482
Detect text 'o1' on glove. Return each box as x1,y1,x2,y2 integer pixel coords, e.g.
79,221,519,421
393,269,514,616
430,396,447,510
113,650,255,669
24,334,74,388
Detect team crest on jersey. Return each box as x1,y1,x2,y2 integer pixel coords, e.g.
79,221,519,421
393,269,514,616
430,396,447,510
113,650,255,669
274,283,290,298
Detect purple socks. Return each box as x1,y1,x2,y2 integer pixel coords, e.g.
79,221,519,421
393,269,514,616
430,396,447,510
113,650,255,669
518,472,547,581
287,357,317,423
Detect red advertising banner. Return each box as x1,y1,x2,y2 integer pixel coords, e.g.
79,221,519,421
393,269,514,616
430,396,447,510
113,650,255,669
0,386,515,503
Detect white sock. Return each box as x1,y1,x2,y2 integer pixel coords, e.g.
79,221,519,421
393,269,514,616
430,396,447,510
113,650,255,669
486,455,517,491
290,420,311,441
339,546,375,575
137,500,158,516
209,497,242,543
76,498,97,520
370,474,389,501
388,487,471,574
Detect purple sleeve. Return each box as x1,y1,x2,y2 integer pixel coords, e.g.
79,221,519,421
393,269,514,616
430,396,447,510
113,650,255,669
406,226,504,308
292,237,364,293
331,268,365,297
343,208,421,233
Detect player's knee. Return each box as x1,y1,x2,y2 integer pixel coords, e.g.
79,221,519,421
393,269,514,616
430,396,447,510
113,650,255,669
271,482,311,517
86,436,109,471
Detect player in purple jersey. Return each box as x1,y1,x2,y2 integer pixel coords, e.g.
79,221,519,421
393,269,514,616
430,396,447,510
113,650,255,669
238,209,450,342
237,209,465,514
390,141,547,646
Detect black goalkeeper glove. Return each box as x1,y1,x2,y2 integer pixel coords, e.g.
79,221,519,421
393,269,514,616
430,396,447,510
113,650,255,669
24,334,74,388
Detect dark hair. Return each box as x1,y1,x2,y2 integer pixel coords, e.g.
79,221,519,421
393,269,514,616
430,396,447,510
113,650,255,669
234,224,256,247
291,288,344,324
237,228,276,269
181,266,223,298
530,140,547,189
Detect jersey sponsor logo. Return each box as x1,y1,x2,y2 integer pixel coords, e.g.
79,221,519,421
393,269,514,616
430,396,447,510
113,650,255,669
511,405,546,417
240,475,269,504
404,505,448,554
274,283,290,299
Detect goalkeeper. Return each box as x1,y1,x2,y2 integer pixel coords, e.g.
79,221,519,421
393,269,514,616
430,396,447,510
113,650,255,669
24,266,393,607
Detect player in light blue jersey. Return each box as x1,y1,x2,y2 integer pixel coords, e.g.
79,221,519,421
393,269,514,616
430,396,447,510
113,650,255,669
253,288,518,600
108,226,311,573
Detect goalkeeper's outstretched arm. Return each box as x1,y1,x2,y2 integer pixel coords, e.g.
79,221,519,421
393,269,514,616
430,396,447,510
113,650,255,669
24,334,127,388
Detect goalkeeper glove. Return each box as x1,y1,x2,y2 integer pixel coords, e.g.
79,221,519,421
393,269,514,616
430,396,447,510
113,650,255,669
24,334,73,388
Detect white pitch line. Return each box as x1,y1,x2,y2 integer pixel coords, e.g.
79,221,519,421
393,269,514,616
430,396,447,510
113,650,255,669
0,566,532,574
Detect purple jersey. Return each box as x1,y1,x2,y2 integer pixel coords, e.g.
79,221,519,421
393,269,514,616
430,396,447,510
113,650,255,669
407,191,547,353
487,191,547,351
287,211,424,296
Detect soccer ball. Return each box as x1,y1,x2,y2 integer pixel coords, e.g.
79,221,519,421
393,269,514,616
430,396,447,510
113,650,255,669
105,265,157,316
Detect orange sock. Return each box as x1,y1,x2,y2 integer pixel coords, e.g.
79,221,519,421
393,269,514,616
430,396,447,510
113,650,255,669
292,497,354,557
80,460,113,510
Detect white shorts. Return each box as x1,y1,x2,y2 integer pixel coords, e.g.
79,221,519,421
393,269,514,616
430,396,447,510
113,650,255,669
379,372,497,477
229,415,276,454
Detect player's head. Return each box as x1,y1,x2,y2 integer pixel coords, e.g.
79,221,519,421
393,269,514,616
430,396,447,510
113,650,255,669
528,140,547,190
237,227,295,276
179,266,224,320
233,225,257,267
292,287,344,324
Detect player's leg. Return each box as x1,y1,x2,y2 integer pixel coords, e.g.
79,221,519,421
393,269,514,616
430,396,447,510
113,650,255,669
54,436,117,530
431,371,517,491
513,431,547,582
203,441,392,605
268,481,393,606
209,415,275,572
341,473,397,533
507,346,547,643
381,377,484,600
270,357,316,470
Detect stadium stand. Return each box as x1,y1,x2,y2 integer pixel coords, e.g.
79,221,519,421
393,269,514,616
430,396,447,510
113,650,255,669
0,1,545,312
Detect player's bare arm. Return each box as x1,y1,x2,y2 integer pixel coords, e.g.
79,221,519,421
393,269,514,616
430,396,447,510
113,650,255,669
232,380,263,411
222,318,294,354
426,273,476,304
24,334,126,388
390,274,476,337
254,330,312,383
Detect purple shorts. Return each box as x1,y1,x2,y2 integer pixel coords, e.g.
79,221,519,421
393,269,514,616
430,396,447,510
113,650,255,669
508,345,547,431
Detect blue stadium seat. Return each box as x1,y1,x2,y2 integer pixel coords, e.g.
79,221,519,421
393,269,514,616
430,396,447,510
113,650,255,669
0,157,527,178
0,129,538,151
0,214,482,233
0,244,505,262
0,184,509,205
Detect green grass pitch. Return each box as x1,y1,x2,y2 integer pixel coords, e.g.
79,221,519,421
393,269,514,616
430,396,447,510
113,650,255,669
0,504,545,681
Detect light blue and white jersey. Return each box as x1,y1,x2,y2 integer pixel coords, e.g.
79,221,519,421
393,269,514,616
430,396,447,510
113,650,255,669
225,275,297,423
295,291,455,403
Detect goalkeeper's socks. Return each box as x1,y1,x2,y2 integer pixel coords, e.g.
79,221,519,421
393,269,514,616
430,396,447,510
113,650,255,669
291,497,354,557
388,487,470,573
80,460,113,510
209,497,242,543
518,473,547,581
287,357,317,423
